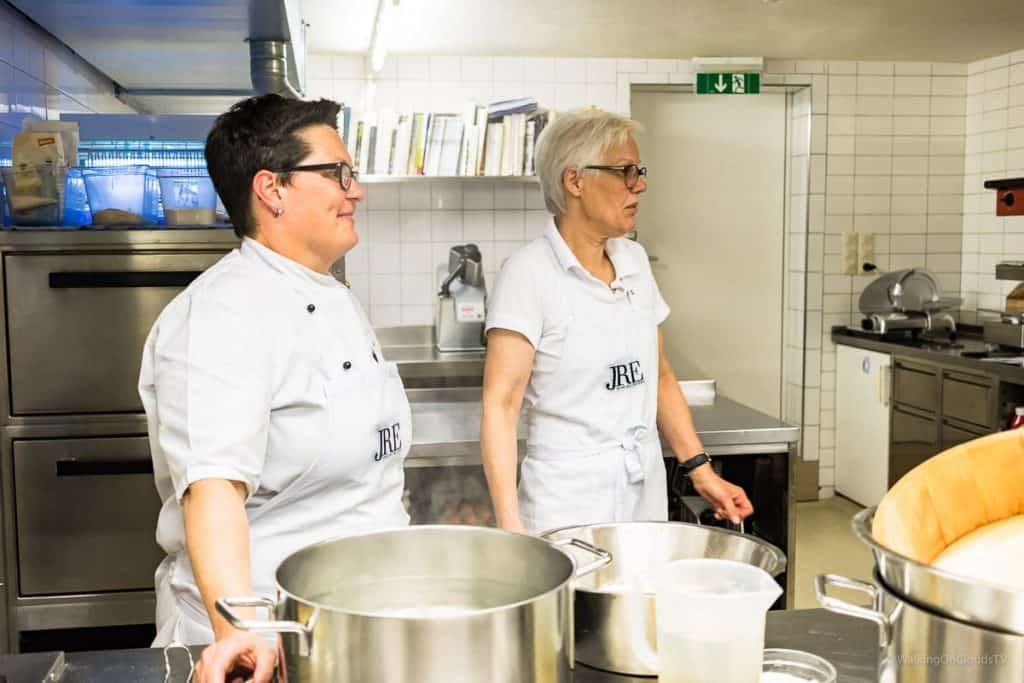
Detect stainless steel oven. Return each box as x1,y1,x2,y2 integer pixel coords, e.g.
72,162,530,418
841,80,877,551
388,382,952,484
13,436,161,596
5,251,224,415
0,230,238,652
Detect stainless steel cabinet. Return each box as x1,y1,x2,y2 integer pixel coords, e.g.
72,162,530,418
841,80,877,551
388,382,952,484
13,436,162,596
940,418,989,452
892,360,939,413
941,370,996,430
890,404,939,486
4,251,225,414
890,356,998,486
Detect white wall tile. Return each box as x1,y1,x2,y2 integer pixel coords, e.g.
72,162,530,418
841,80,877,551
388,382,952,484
461,57,493,81
932,76,967,96
494,183,526,209
400,211,432,242
399,183,431,210
857,75,893,95
398,56,430,81
493,210,525,240
586,58,617,84
370,246,402,276
463,182,494,209
431,210,463,242
858,61,894,75
894,96,930,116
856,95,894,116
369,210,400,241
522,57,555,82
492,57,523,82
933,63,968,76
555,58,587,83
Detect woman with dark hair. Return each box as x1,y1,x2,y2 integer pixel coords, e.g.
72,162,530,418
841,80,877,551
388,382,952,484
139,94,410,681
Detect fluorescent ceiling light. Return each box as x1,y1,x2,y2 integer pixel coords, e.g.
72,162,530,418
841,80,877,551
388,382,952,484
369,0,398,74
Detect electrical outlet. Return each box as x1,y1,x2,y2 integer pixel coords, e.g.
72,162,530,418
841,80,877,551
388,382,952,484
858,233,875,273
841,232,858,275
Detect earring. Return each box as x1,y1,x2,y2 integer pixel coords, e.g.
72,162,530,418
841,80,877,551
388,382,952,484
274,208,283,218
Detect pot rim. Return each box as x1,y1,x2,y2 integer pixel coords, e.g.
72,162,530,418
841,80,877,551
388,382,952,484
539,520,788,592
852,507,1024,593
272,524,577,620
853,507,1024,635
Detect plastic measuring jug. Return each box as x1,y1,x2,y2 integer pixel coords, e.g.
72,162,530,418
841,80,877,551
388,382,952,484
632,557,783,682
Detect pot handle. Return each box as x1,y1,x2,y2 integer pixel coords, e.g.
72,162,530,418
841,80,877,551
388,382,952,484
216,596,317,657
814,574,892,648
550,537,612,577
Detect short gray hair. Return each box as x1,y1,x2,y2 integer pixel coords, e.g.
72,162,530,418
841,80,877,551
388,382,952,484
534,109,641,217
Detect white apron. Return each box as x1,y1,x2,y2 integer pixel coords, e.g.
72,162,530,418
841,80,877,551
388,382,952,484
153,292,411,646
518,268,668,535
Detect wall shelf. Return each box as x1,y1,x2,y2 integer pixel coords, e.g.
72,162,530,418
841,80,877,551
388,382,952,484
359,174,539,184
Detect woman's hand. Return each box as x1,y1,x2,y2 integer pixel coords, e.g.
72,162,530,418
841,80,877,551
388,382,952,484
688,464,754,525
194,631,277,683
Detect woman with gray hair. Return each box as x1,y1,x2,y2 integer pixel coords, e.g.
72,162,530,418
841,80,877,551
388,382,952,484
481,108,752,534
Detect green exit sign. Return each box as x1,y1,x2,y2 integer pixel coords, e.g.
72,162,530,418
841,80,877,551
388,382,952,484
696,72,761,95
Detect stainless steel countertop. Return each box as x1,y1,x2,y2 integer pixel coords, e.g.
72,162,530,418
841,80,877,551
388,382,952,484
831,326,1024,385
37,609,876,682
406,387,799,464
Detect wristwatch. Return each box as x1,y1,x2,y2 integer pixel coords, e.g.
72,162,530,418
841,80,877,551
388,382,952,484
679,452,712,476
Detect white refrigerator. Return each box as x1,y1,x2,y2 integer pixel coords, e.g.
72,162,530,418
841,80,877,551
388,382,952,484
835,345,892,507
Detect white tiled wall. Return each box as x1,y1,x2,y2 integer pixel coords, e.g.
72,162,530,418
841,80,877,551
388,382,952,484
312,53,971,499
0,3,134,141
960,49,1024,321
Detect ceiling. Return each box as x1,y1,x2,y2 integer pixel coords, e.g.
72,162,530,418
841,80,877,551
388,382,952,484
10,0,255,90
301,0,1024,64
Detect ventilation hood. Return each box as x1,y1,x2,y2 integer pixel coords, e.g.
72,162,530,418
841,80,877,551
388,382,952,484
8,0,306,111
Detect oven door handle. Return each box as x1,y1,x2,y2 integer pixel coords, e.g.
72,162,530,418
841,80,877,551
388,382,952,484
55,458,154,476
48,271,204,289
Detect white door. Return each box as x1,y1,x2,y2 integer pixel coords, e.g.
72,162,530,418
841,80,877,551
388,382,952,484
835,345,892,507
631,89,787,418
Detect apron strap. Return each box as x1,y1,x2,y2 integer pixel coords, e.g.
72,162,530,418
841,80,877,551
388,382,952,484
528,424,653,485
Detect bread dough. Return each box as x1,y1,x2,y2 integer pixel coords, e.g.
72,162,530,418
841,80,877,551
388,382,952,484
932,514,1024,589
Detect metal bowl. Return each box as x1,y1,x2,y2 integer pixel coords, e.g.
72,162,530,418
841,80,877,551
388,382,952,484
853,506,1024,636
542,521,786,675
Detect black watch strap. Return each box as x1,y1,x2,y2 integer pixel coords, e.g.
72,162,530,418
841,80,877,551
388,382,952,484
679,452,711,475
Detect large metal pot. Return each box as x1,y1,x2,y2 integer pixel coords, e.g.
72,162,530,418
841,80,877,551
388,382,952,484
542,521,787,676
853,507,1024,635
817,572,1024,682
217,525,610,683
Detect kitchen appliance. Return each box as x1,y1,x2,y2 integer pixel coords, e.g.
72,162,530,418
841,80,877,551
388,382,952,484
217,525,610,683
0,231,237,653
817,571,1024,683
857,268,960,336
434,244,486,352
541,521,786,676
979,262,1024,348
835,346,891,507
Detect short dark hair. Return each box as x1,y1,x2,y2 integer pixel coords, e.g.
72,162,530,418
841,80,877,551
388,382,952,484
205,94,341,237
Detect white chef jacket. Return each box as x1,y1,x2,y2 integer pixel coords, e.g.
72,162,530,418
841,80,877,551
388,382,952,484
485,220,671,533
140,238,410,646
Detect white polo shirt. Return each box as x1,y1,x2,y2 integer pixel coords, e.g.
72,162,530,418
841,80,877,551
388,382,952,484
485,221,670,450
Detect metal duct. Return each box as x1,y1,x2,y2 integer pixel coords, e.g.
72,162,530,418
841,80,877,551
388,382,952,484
249,40,302,98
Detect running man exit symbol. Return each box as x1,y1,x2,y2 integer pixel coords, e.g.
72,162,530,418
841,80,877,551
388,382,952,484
696,73,761,95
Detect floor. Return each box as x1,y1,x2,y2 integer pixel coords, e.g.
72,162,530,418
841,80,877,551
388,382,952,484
792,496,877,610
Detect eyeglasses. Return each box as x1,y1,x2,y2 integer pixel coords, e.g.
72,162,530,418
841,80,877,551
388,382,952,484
276,161,358,191
584,164,647,190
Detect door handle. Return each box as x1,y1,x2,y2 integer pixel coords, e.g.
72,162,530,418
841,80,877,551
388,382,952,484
648,255,660,263
878,365,891,406
49,270,204,288
56,458,153,476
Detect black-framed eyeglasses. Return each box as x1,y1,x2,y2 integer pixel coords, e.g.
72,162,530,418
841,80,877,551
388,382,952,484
276,161,358,191
584,164,647,190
